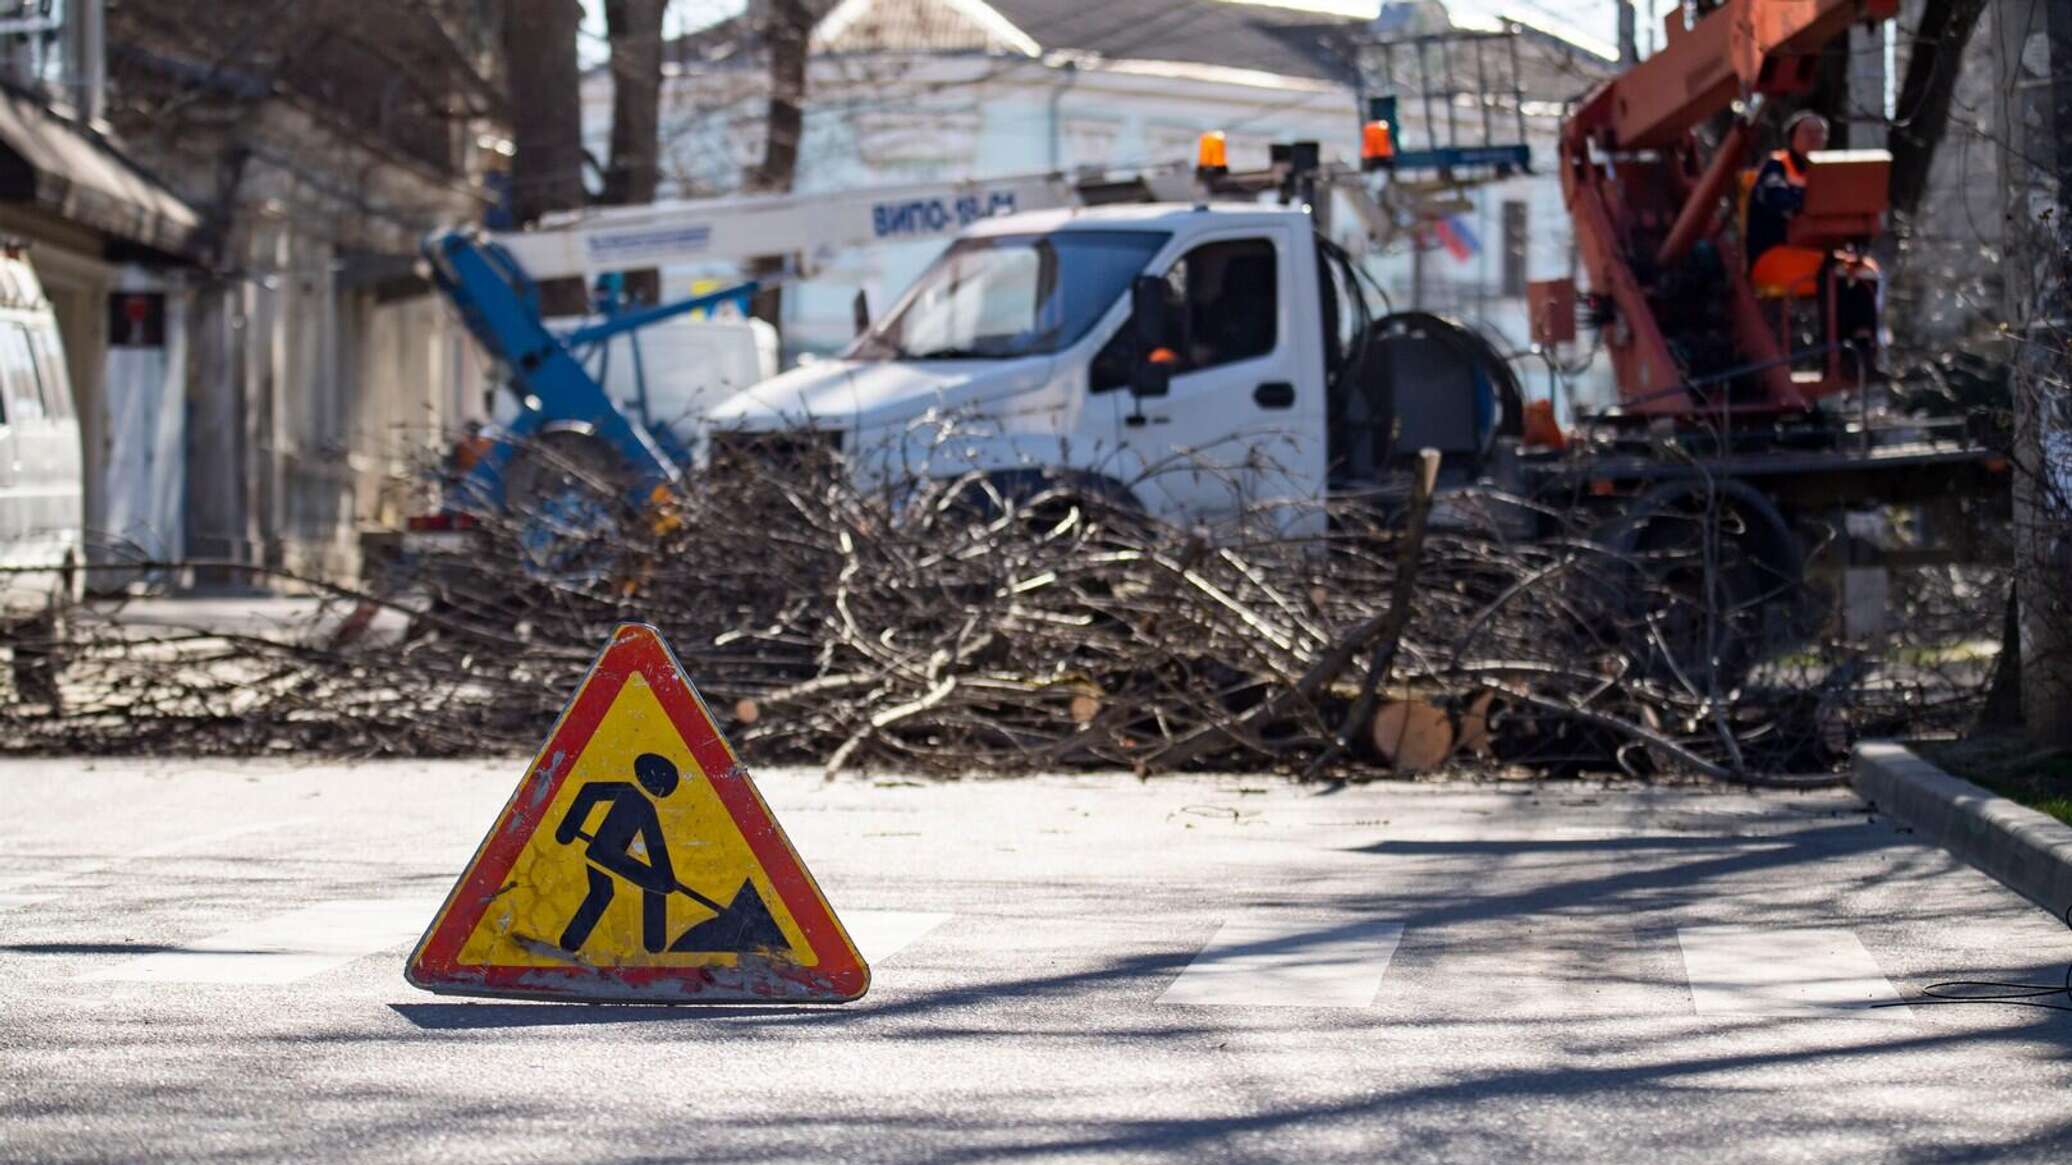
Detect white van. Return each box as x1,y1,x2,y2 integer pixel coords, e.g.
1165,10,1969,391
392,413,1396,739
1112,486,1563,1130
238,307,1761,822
0,245,83,703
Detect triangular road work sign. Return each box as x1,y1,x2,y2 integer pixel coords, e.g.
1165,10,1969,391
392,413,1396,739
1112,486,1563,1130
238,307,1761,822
406,623,868,1003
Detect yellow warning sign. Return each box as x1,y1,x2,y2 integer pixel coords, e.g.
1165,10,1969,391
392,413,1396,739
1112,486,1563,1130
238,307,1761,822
406,624,868,1003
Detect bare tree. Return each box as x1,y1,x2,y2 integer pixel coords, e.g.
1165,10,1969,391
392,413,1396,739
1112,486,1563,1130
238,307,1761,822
600,0,669,303
2001,0,2072,743
502,0,586,226
1888,0,1992,217
746,0,814,331
746,0,810,197
602,0,668,205
107,0,501,176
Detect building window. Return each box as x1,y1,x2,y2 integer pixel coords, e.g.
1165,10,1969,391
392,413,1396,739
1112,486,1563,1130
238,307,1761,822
1502,201,1527,298
1,0,92,117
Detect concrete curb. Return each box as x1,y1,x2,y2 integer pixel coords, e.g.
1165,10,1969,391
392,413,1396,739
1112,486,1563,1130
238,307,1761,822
1852,741,2072,916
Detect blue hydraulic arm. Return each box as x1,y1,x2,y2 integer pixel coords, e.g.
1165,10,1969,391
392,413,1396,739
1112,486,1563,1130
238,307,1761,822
421,229,756,509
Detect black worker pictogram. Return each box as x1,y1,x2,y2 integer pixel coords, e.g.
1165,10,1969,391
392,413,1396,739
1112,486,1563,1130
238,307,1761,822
553,751,792,957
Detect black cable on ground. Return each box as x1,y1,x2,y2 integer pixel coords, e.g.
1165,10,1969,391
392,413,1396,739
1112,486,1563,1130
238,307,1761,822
1877,904,2072,1014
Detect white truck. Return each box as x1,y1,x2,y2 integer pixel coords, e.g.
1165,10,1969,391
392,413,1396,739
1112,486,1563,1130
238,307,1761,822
458,144,1502,534
700,199,1520,527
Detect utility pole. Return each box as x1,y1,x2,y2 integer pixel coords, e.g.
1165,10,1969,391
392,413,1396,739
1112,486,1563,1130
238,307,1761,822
2000,0,2072,743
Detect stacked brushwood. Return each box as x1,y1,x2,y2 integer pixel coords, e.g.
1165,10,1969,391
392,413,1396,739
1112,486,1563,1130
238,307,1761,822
0,443,2001,780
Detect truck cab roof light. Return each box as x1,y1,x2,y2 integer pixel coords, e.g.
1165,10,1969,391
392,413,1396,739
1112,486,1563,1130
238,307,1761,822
1195,130,1228,178
1361,121,1395,171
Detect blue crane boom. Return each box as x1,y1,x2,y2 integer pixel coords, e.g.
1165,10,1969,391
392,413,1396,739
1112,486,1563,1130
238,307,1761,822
420,229,755,509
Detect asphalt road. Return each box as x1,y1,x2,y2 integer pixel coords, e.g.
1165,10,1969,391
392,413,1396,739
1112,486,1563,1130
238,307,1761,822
2,759,2069,1163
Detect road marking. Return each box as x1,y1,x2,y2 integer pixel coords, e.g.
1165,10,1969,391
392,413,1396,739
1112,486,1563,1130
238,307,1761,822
1677,926,1910,1017
128,819,318,861
80,896,440,985
842,910,950,965
0,818,313,907
78,903,950,985
1158,915,1404,1008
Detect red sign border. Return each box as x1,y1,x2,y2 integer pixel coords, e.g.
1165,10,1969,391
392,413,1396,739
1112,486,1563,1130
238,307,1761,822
406,623,869,1003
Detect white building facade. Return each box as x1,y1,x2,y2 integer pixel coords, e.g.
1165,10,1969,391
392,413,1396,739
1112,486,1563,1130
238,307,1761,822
595,0,1614,401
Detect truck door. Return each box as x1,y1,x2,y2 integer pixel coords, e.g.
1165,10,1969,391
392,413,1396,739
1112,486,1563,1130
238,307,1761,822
1122,228,1324,525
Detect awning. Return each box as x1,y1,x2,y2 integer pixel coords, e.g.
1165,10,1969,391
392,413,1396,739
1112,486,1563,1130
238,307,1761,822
0,82,202,260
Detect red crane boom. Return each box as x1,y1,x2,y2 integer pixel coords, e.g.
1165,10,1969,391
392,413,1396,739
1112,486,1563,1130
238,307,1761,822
1558,0,1898,415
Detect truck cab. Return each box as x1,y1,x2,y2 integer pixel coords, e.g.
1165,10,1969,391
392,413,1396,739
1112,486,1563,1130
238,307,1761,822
705,203,1502,526
704,202,1516,524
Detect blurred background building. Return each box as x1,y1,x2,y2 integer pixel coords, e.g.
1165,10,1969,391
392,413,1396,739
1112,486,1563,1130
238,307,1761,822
105,0,500,582
0,0,201,586
585,0,1620,402
0,0,2020,588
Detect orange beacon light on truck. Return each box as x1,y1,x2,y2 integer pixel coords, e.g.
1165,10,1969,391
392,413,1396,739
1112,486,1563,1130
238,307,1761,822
1195,131,1228,178
1361,120,1395,170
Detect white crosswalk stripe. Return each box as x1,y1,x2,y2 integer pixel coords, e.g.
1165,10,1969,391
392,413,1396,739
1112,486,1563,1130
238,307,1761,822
1158,914,1405,1008
0,819,313,910
74,903,951,987
80,896,440,986
1676,926,1910,1017
57,900,1920,1014
842,910,951,965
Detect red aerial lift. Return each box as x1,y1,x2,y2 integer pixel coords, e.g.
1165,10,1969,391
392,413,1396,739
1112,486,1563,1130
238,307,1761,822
1521,0,2005,681
1554,0,1897,412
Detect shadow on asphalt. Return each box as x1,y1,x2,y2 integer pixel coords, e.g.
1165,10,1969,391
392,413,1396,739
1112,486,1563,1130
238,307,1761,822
389,1002,842,1029
16,798,2072,1160
1346,832,1812,854
0,942,227,956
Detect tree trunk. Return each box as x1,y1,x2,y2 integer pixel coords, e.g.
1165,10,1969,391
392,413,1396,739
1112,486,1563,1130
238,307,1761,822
1978,585,2023,729
602,0,668,303
602,0,665,206
1888,0,1991,218
2001,0,2072,746
747,0,813,332
501,0,587,226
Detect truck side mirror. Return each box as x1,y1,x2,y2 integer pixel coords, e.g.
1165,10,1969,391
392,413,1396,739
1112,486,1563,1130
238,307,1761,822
852,289,870,337
1129,275,1174,398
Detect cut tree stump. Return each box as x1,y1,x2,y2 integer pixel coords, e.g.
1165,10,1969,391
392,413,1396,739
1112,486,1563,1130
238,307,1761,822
1371,699,1454,772
1456,691,1496,756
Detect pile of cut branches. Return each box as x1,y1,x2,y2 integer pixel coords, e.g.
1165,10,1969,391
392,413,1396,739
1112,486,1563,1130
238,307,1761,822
0,443,2000,781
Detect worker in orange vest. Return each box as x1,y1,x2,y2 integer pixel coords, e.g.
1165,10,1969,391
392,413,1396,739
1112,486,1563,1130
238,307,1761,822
1745,111,1881,362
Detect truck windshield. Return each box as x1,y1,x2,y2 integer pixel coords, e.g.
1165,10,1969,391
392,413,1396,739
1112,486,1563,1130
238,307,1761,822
852,230,1168,361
